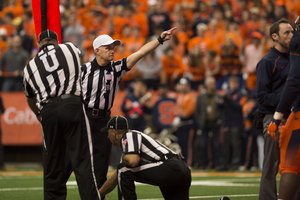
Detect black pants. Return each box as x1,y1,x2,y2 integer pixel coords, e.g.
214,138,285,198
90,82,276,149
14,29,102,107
199,122,222,168
41,97,100,200
85,110,112,189
222,126,243,170
117,158,191,200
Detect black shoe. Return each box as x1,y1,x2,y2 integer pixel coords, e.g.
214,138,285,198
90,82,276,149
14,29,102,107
219,197,230,200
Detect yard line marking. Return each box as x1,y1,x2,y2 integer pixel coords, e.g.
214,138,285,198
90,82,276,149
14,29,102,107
67,179,260,187
0,185,259,199
191,181,259,186
139,194,259,200
0,175,42,180
0,186,78,192
1,171,272,177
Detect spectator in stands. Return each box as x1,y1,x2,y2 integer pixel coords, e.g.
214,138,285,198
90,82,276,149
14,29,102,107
211,7,225,31
119,24,131,49
107,0,128,7
240,7,260,46
205,18,225,54
1,0,23,19
257,17,270,38
220,75,245,171
126,26,145,53
0,34,30,91
148,0,171,37
136,47,161,90
82,30,97,62
187,23,214,55
184,45,205,90
264,2,276,23
98,20,120,40
22,11,35,38
12,16,33,55
204,50,222,88
1,12,15,37
63,14,85,54
233,0,248,22
171,18,190,56
121,78,152,132
122,4,148,38
192,1,211,32
194,76,223,170
239,92,260,172
219,34,243,90
242,31,264,91
151,83,176,133
173,78,197,167
273,4,287,22
0,28,8,60
161,46,185,90
90,10,106,34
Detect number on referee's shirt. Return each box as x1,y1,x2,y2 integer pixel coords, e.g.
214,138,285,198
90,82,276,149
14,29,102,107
40,49,59,72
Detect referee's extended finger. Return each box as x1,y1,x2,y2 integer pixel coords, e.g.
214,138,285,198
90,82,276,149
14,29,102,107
169,27,177,34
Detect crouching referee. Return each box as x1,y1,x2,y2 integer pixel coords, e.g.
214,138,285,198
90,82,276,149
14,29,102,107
99,115,191,200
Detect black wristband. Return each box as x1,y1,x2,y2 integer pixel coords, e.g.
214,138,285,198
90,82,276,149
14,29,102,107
36,113,41,117
271,118,281,126
157,35,165,45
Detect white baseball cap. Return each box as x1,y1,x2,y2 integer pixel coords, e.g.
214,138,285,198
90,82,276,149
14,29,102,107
93,34,121,50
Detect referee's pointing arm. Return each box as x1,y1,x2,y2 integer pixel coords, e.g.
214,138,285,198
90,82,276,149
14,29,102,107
126,27,177,69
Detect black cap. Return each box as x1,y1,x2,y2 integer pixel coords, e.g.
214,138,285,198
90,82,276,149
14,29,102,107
38,30,58,43
101,115,129,132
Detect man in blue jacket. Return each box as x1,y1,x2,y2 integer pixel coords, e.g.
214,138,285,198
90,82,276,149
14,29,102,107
256,18,294,200
267,31,300,200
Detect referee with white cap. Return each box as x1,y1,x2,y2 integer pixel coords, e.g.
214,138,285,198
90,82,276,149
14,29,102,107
81,27,177,192
23,30,100,200
99,115,191,200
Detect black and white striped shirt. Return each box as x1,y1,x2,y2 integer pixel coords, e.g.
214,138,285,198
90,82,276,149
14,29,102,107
23,43,82,109
81,58,129,110
121,130,175,163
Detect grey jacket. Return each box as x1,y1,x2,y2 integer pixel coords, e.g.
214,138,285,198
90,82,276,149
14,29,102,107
194,92,223,129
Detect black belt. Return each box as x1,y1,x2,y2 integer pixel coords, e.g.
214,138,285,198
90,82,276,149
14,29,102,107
86,108,110,117
48,94,82,103
163,154,184,161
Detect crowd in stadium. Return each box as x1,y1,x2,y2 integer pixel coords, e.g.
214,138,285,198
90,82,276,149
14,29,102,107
0,0,299,172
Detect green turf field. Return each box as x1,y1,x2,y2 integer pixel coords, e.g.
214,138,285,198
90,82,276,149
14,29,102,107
0,171,279,200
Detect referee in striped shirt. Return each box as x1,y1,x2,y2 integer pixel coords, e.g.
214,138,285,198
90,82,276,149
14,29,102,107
81,27,177,191
23,30,100,200
99,115,191,200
